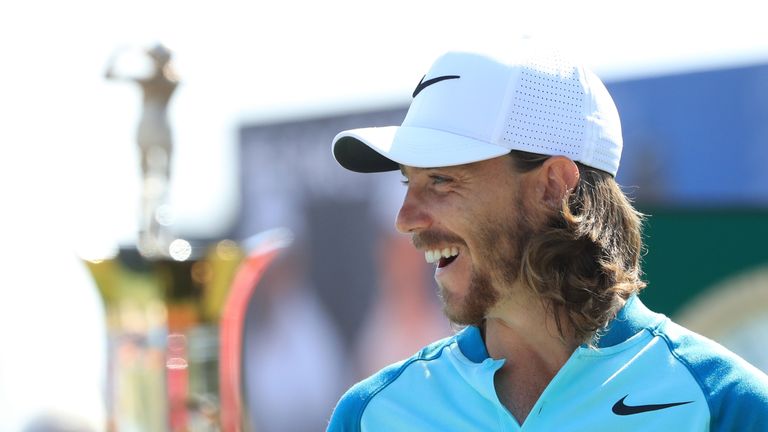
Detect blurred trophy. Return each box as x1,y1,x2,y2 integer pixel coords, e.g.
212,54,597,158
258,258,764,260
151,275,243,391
104,42,176,256
83,43,290,432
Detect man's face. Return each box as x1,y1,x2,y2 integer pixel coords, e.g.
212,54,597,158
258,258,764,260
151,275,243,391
396,156,540,325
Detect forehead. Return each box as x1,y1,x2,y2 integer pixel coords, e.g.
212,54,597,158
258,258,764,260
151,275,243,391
399,158,508,177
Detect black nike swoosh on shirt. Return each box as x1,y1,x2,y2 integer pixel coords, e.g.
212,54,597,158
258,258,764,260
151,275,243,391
612,395,694,416
412,74,461,98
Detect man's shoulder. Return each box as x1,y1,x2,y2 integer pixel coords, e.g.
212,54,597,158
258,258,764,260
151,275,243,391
326,333,459,432
657,319,768,430
659,319,768,393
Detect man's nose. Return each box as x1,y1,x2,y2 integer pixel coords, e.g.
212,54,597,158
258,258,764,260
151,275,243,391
395,188,432,234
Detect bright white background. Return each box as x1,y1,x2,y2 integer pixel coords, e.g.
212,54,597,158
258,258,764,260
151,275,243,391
1,0,767,430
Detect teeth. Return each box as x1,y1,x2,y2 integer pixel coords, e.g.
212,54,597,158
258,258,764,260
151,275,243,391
424,247,459,264
425,250,435,263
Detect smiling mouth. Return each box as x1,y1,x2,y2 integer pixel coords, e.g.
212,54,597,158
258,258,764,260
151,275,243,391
425,247,459,268
439,255,458,268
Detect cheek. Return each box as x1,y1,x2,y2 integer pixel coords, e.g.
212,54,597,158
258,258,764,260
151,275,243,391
470,201,525,255
434,190,521,252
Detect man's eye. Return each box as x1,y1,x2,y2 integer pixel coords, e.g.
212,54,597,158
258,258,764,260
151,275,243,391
430,175,450,185
400,177,410,186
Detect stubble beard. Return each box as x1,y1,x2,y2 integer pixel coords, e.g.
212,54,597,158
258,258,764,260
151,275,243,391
418,199,537,327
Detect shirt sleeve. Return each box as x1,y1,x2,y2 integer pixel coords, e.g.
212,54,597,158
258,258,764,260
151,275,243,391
661,320,768,431
326,385,367,432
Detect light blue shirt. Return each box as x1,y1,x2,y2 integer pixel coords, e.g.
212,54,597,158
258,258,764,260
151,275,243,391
327,296,768,431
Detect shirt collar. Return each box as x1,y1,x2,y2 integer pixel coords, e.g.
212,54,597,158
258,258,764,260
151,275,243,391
456,295,664,359
456,325,490,363
595,295,665,348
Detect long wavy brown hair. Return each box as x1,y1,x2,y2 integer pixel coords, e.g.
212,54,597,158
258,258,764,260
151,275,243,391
509,150,647,345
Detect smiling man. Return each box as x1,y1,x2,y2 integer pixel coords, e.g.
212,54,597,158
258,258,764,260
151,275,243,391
327,46,768,431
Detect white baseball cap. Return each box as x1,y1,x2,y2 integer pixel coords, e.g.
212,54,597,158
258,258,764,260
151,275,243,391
332,47,623,176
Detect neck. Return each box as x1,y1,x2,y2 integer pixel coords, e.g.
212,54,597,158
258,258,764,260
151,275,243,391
482,290,580,424
484,294,578,365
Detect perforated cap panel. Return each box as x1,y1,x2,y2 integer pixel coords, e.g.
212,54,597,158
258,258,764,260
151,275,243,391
503,52,586,159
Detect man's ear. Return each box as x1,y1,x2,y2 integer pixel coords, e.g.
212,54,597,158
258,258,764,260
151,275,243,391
538,156,580,209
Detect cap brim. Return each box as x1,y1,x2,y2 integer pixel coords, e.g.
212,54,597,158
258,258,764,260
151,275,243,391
332,126,510,173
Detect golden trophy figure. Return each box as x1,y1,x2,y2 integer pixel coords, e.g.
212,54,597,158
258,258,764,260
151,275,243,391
87,43,289,432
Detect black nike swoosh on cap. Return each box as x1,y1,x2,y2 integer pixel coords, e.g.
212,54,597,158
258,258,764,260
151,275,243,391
412,74,461,98
612,395,694,416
